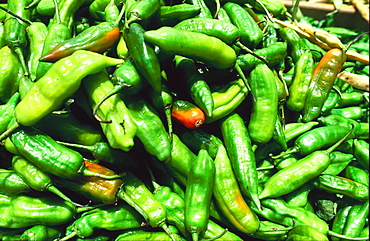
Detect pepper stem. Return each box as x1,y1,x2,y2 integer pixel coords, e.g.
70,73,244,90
0,120,20,143
328,230,369,240
47,185,84,207
93,83,132,123
159,222,178,241
234,41,269,65
202,228,228,241
324,123,355,155
270,146,299,159
57,231,77,241
57,140,95,153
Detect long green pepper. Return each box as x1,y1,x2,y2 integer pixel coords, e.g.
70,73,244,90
184,149,215,241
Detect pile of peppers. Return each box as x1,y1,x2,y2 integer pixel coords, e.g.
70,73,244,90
0,0,369,240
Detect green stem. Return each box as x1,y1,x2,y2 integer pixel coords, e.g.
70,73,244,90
0,120,20,143
328,230,369,240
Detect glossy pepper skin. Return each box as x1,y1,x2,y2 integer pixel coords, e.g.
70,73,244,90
223,2,263,48
40,22,120,62
0,92,20,134
10,127,121,180
144,26,237,69
125,22,162,94
302,48,347,122
184,149,215,241
14,50,123,128
174,55,214,117
220,112,261,210
236,42,287,71
213,141,260,234
124,94,171,162
260,126,354,199
171,100,205,129
82,70,137,152
153,185,243,240
248,63,279,144
117,172,176,239
0,169,32,196
11,155,79,206
0,46,22,104
59,204,145,240
0,193,76,229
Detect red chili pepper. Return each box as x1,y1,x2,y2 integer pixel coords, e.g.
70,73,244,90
40,22,120,62
171,100,205,129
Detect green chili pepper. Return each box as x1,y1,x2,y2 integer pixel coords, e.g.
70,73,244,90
2,0,31,77
0,193,76,229
110,57,146,96
286,50,315,112
262,21,279,48
0,22,5,49
25,22,48,82
124,0,161,28
147,81,174,137
331,205,353,241
34,112,103,146
260,125,354,199
0,92,19,134
174,55,214,117
56,140,137,171
336,91,364,108
205,78,248,123
117,172,176,240
321,89,341,115
321,151,354,175
123,94,171,162
184,149,215,241
159,4,201,26
236,42,287,70
153,184,242,240
249,220,290,241
257,198,330,234
223,2,262,48
8,225,62,241
188,0,213,18
144,26,237,69
89,0,120,20
272,125,355,159
341,201,369,239
286,225,329,241
220,112,261,210
104,0,120,25
115,230,187,241
248,63,279,144
0,169,32,196
302,48,347,122
0,50,124,143
313,174,368,201
9,126,122,180
0,46,22,104
11,155,81,206
163,133,197,185
125,22,162,93
83,70,138,152
329,106,365,120
58,204,145,241
53,0,83,29
272,112,288,151
279,27,306,63
345,164,369,186
318,114,369,140
353,139,369,171
244,0,287,17
213,143,260,234
284,183,313,208
174,17,240,45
